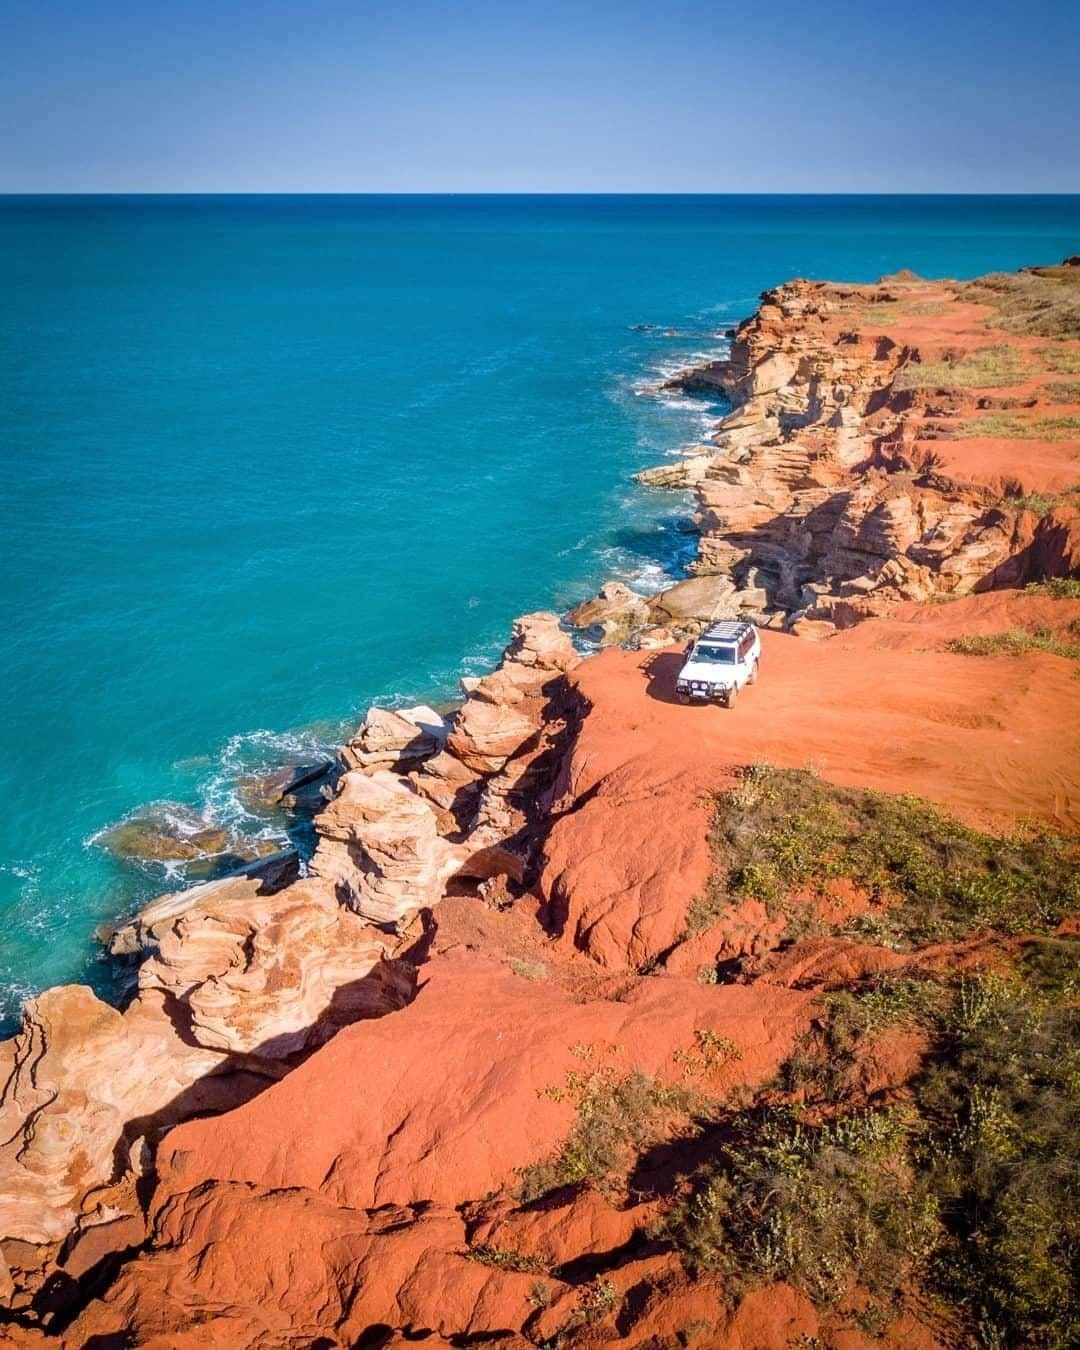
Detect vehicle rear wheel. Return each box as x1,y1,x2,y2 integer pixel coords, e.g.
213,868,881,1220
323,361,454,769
748,660,759,685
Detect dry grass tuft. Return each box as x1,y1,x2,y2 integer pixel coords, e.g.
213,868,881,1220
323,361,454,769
952,413,1080,440
964,264,1080,339
946,626,1080,661
896,344,1026,390
1036,346,1080,375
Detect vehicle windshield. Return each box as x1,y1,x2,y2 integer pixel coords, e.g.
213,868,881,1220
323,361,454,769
691,644,736,664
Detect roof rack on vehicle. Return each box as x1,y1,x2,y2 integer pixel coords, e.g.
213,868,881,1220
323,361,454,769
700,620,754,642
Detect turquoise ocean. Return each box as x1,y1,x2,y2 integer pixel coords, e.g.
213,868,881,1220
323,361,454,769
2,195,1080,1030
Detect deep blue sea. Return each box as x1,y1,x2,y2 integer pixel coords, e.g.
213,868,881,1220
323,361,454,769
2,194,1079,1030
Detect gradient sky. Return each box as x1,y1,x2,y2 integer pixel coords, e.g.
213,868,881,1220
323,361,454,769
2,0,1079,192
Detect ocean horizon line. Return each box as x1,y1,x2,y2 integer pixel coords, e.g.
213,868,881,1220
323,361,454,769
4,189,1080,199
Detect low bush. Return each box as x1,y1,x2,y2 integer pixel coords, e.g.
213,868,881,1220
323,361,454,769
665,1107,938,1303
517,1068,693,1201
946,626,1080,661
702,765,1078,945
666,941,1079,1347
964,266,1080,340
1005,488,1080,516
465,1244,548,1274
509,956,549,981
1025,576,1080,599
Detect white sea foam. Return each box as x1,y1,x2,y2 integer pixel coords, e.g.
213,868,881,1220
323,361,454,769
200,725,340,836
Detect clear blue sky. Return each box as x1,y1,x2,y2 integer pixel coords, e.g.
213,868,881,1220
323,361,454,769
2,0,1079,192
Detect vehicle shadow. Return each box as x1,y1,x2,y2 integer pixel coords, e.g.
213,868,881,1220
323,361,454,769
642,650,687,704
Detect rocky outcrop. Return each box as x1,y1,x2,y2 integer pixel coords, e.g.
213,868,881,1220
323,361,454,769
0,615,581,1320
340,704,448,773
622,272,1080,636
633,444,713,488
311,769,465,923
567,581,652,643
235,760,336,815
122,874,414,1053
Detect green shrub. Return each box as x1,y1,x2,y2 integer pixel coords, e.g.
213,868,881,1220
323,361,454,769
1025,576,1080,599
517,1068,692,1201
703,766,1078,946
917,940,1080,1348
946,627,1080,661
666,1108,938,1303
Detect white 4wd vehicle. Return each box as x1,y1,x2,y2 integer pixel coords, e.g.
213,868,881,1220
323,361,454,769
675,620,761,708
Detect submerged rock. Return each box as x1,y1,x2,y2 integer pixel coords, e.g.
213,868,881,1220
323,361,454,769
97,805,229,863
236,760,336,814
97,803,287,880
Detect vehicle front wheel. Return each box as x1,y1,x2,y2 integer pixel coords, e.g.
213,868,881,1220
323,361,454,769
676,691,689,705
747,660,759,685
724,685,738,708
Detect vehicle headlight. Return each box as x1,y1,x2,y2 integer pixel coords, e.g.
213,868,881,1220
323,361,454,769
676,678,688,690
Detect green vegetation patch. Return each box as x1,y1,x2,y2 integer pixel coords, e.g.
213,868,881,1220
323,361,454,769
848,298,950,327
663,1107,938,1304
946,626,1080,661
1006,492,1068,517
952,412,1080,440
1036,346,1080,375
664,940,1080,1347
1025,577,1080,599
917,940,1080,1349
964,266,1080,340
509,956,549,981
516,1067,695,1202
465,1244,548,1274
895,344,1026,390
699,765,1077,945
1046,379,1080,402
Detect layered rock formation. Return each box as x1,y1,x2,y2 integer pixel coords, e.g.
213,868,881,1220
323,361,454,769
0,614,579,1323
572,264,1080,643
